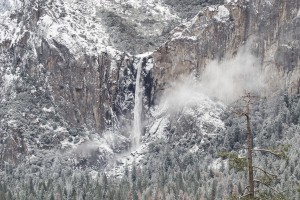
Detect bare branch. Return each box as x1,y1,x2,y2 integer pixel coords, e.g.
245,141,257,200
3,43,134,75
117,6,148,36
253,179,282,194
241,185,250,195
253,166,277,178
232,110,247,117
239,193,251,199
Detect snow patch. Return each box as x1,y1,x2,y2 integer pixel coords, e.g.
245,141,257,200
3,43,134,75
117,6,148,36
148,78,226,140
74,141,112,156
208,6,216,12
54,126,68,133
0,68,19,102
210,158,225,171
145,58,154,71
2,73,18,89
107,143,147,177
136,51,153,58
61,137,83,150
214,5,230,22
0,0,23,12
42,107,55,113
98,0,178,21
171,33,198,41
148,117,169,140
189,145,199,153
225,0,238,4
35,0,111,58
7,119,17,128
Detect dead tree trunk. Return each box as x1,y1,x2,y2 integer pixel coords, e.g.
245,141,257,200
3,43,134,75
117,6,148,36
245,101,254,198
237,92,256,198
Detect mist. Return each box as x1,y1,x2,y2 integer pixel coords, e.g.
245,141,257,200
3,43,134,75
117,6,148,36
200,48,265,104
161,48,265,109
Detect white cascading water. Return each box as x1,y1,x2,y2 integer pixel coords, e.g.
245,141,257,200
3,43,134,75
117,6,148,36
132,58,143,149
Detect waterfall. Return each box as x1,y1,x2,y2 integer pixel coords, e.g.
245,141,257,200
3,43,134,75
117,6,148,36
132,58,143,149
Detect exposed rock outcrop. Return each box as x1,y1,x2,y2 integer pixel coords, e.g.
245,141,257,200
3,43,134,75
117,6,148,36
151,0,300,100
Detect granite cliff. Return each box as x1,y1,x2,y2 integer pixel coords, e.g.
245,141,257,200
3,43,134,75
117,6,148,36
0,0,299,171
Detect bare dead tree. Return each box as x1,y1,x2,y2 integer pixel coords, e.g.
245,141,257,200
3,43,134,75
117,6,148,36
238,92,257,198
221,92,290,199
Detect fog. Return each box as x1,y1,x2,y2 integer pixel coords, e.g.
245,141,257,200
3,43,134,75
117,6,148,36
161,77,212,113
200,48,265,103
161,48,265,108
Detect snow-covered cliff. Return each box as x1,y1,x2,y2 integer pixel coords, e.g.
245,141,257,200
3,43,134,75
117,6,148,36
0,0,299,175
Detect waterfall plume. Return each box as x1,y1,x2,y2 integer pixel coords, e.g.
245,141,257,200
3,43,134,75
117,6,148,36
132,58,143,148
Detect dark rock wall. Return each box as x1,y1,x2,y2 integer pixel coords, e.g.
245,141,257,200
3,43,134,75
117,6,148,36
151,0,300,99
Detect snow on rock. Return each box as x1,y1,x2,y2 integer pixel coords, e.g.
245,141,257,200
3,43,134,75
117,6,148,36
97,0,178,21
147,77,226,140
107,142,148,177
224,0,239,4
0,12,18,44
0,0,23,12
107,77,227,176
145,58,154,71
0,0,230,174
214,5,230,22
136,51,153,58
62,0,180,53
61,132,115,166
42,107,55,113
0,0,177,66
0,0,116,58
102,130,130,153
36,0,111,58
169,3,231,42
170,10,201,41
189,145,199,153
0,67,19,102
148,115,169,140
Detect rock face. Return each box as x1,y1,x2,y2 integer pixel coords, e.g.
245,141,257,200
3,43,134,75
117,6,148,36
151,0,300,99
0,0,299,168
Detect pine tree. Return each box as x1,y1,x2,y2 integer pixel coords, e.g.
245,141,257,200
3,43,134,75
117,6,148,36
210,180,217,200
49,192,55,200
102,173,108,199
220,93,290,199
